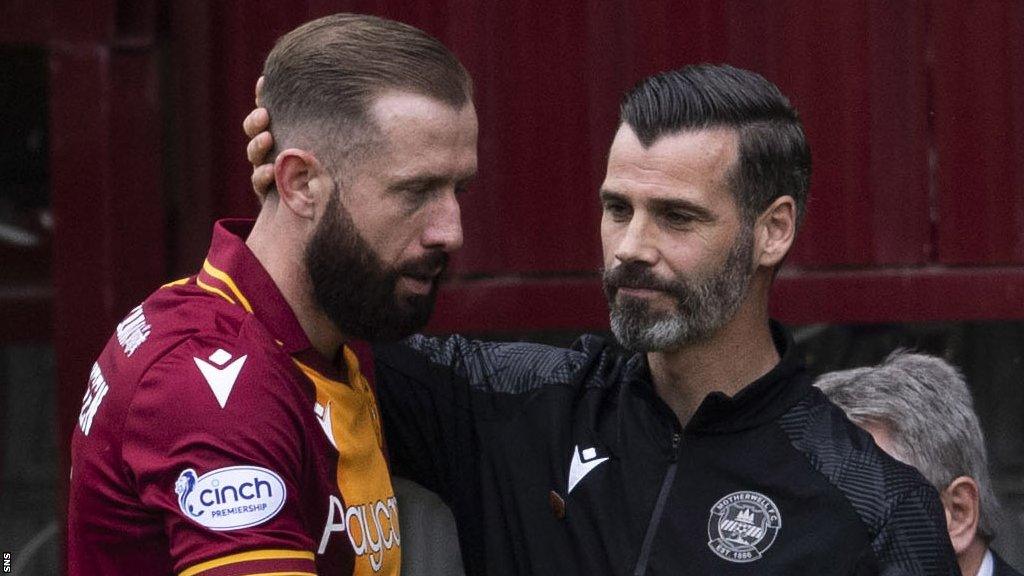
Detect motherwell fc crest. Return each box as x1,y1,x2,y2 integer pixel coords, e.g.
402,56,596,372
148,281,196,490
707,491,781,563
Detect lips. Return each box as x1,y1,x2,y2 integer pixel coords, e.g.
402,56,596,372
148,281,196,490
396,254,448,295
400,272,438,291
616,286,665,296
399,266,443,288
604,271,675,294
602,263,687,303
398,252,448,280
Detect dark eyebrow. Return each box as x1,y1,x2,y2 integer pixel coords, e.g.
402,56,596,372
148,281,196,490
599,189,628,203
388,175,448,193
599,189,715,222
649,198,715,222
389,171,477,193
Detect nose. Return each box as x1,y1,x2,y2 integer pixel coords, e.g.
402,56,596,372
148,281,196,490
613,215,657,265
422,189,464,253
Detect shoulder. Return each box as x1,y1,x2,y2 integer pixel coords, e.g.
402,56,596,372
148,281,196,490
995,550,1024,576
776,387,943,537
118,314,312,503
117,285,310,445
103,282,258,370
777,388,958,572
374,333,611,395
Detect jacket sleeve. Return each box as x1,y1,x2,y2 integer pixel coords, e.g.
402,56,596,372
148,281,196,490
372,334,589,498
873,483,962,576
372,334,595,576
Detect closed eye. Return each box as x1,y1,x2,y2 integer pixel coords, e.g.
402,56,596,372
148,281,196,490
662,211,696,228
602,200,632,222
599,190,633,222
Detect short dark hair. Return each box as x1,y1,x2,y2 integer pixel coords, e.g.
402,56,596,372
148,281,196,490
260,13,473,190
620,65,811,227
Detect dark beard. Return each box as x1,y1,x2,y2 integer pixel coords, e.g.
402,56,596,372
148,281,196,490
602,227,754,351
304,190,447,342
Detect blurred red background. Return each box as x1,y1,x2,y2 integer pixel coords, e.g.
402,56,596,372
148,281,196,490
1,1,1022,571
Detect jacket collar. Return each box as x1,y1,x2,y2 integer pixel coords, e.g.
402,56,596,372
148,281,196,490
624,321,810,435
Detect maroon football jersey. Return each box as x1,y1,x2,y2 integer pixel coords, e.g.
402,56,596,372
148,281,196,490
68,220,401,576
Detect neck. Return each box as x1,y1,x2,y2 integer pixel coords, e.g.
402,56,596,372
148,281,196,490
647,278,779,426
245,204,346,360
958,538,989,576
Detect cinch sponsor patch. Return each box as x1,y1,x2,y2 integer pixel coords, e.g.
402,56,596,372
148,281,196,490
175,465,286,531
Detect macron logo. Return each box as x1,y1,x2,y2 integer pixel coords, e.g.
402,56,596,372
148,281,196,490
194,349,247,408
314,401,338,450
568,445,609,494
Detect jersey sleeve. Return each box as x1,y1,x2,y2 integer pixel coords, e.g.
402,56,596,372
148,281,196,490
873,484,961,576
121,333,318,576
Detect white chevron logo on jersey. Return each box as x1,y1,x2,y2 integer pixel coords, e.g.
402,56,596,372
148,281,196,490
194,349,247,408
568,445,609,494
314,401,337,449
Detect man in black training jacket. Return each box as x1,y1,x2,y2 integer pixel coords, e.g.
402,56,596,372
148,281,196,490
247,62,959,575
372,65,958,576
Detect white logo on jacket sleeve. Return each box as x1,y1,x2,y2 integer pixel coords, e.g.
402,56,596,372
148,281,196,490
175,465,286,530
707,491,781,563
567,445,609,493
78,363,109,436
194,349,247,408
116,304,151,357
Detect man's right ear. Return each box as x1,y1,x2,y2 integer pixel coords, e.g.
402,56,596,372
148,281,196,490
274,148,323,221
941,475,981,554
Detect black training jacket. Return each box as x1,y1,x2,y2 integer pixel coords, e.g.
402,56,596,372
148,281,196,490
373,323,959,576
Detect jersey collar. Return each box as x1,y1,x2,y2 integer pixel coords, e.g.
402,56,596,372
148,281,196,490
198,219,313,355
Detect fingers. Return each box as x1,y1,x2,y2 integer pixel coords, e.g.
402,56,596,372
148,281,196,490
246,131,273,166
243,107,269,139
248,76,274,199
251,164,275,198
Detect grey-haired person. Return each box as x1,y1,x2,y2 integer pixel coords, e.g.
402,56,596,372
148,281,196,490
817,351,1022,576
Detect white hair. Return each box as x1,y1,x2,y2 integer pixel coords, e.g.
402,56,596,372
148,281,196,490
814,350,1001,541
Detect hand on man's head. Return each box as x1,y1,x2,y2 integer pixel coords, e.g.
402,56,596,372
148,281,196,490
243,76,276,200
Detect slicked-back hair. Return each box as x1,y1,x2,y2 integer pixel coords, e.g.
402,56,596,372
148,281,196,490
619,65,811,227
260,13,473,194
815,351,1001,542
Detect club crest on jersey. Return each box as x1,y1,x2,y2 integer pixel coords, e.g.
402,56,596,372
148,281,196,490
174,465,286,531
707,490,781,563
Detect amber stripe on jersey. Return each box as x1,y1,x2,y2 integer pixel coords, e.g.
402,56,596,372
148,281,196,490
196,277,237,306
201,259,254,313
161,277,191,289
293,347,400,575
178,549,315,576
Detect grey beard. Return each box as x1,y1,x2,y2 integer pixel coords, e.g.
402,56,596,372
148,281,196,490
607,231,754,352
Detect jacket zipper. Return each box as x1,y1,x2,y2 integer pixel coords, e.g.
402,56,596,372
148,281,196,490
632,432,682,575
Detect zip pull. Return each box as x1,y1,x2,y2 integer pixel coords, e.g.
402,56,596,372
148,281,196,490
669,432,682,460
